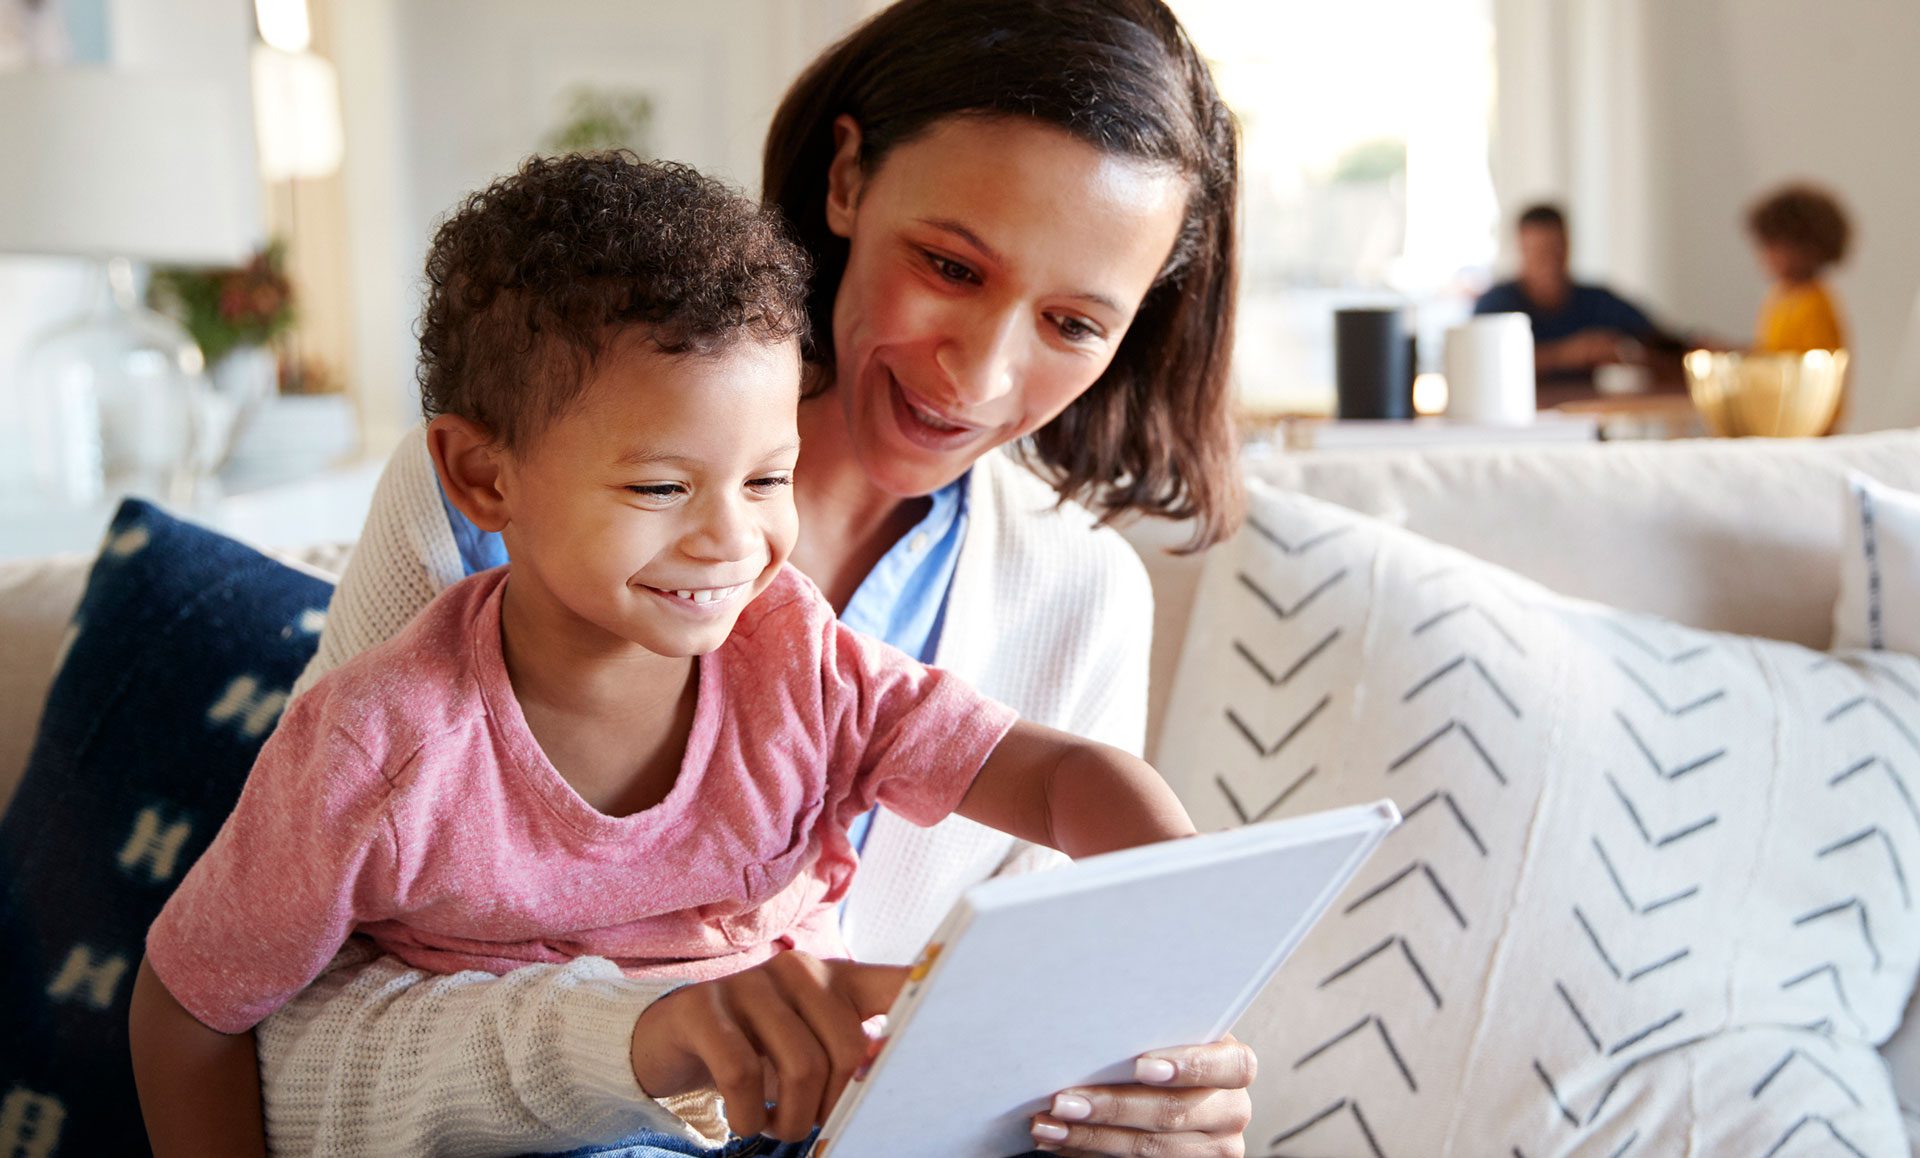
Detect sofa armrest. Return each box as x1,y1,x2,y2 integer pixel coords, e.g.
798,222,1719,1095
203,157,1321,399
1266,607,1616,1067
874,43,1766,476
0,553,91,816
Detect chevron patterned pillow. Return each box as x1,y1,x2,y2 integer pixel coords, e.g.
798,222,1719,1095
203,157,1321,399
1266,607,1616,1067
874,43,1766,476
1157,481,1920,1156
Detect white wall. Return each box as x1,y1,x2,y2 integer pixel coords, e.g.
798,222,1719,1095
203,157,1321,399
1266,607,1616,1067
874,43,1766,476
341,0,868,450
1490,0,1662,310
1641,0,1920,431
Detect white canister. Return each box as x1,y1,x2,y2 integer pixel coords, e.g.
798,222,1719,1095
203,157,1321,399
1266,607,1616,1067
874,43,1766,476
1444,313,1537,425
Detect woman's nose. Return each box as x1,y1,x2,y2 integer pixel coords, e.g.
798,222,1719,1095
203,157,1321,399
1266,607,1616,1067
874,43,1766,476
936,309,1024,408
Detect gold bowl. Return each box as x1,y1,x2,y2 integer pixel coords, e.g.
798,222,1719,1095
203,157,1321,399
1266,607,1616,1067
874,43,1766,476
1683,349,1848,438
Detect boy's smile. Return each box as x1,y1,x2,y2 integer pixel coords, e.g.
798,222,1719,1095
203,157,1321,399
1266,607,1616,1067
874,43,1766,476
488,333,803,662
644,582,754,609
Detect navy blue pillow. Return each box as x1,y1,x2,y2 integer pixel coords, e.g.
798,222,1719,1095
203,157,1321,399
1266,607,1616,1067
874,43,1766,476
0,500,332,1157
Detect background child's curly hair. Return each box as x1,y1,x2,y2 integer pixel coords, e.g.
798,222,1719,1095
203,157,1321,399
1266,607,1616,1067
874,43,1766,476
417,152,811,449
1747,183,1852,273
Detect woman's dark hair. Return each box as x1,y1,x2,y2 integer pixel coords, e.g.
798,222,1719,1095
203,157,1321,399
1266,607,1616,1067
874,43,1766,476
763,0,1242,550
418,152,810,451
1747,183,1852,275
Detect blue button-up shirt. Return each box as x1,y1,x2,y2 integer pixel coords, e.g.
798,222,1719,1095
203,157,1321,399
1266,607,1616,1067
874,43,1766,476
437,473,972,858
833,477,970,851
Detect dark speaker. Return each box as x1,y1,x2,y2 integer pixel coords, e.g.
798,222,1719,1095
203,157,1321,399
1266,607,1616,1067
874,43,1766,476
1334,307,1414,420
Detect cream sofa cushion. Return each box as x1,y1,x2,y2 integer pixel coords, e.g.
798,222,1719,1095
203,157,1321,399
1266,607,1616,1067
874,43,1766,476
0,554,90,816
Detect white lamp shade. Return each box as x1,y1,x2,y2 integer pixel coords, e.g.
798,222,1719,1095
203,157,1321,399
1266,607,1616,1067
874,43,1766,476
252,45,343,182
0,68,254,264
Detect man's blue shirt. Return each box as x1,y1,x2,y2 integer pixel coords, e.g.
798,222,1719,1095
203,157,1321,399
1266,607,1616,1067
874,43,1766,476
1473,280,1659,346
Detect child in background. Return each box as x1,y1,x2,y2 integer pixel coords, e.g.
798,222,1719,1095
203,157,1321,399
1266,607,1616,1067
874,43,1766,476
127,153,1196,1155
1749,183,1852,354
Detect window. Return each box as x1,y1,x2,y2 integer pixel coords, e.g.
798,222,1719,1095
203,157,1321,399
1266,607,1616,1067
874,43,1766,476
1172,0,1500,414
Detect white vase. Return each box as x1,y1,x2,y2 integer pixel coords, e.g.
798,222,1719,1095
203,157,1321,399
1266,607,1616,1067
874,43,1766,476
221,392,360,492
203,345,280,472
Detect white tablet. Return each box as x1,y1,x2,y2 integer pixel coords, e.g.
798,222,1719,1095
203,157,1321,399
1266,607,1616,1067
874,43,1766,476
816,800,1400,1158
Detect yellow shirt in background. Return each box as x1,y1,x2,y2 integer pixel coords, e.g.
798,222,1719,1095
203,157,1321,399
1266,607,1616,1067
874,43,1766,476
1756,281,1846,352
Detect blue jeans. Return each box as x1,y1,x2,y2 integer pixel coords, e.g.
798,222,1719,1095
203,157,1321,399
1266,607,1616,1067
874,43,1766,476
549,1131,816,1157
550,1133,1050,1157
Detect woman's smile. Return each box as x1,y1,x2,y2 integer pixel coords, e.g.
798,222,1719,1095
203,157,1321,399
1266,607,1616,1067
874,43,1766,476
889,372,988,450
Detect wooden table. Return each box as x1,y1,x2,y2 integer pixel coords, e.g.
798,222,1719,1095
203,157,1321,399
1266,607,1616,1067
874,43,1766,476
1550,392,1705,440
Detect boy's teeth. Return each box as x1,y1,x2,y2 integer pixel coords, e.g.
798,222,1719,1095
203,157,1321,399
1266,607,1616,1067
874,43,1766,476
665,584,739,605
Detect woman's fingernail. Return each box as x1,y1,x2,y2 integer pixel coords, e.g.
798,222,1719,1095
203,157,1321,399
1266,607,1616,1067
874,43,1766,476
1031,1119,1070,1142
1135,1057,1178,1083
1051,1093,1093,1121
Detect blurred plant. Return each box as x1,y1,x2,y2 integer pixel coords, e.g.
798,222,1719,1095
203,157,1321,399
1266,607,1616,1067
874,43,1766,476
543,85,655,155
277,352,341,396
149,241,297,366
1330,137,1408,185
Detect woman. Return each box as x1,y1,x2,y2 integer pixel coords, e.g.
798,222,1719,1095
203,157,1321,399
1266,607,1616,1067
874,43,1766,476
270,2,1248,1154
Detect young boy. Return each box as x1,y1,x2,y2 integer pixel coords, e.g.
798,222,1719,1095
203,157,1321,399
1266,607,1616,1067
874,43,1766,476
1748,182,1852,355
127,154,1195,1154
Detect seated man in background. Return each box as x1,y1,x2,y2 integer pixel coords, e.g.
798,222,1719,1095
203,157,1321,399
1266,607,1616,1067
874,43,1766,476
1475,203,1686,402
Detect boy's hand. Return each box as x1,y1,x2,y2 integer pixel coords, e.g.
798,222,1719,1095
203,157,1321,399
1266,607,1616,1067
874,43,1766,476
629,952,906,1142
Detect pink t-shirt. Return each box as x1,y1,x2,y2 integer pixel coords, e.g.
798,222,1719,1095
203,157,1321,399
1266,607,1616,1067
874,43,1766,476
147,565,1018,1034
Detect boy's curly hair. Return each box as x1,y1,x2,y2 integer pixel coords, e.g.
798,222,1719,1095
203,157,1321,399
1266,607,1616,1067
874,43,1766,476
417,152,811,450
1747,183,1852,273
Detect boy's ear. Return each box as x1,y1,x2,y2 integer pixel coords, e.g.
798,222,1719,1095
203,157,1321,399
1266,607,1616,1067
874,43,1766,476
426,414,511,533
824,114,865,241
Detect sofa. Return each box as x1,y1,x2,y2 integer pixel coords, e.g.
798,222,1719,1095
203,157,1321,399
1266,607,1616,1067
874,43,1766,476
8,429,1920,1153
1133,428,1920,1154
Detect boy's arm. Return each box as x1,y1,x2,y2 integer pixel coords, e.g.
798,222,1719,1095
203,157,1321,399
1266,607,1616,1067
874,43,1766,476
129,956,267,1158
954,719,1196,858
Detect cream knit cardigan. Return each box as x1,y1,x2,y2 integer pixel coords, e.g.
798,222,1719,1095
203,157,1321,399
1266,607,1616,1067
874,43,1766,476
257,427,1155,1156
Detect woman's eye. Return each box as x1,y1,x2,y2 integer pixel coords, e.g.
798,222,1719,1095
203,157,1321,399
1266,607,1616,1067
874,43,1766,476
747,475,793,494
1051,314,1102,343
927,253,979,285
